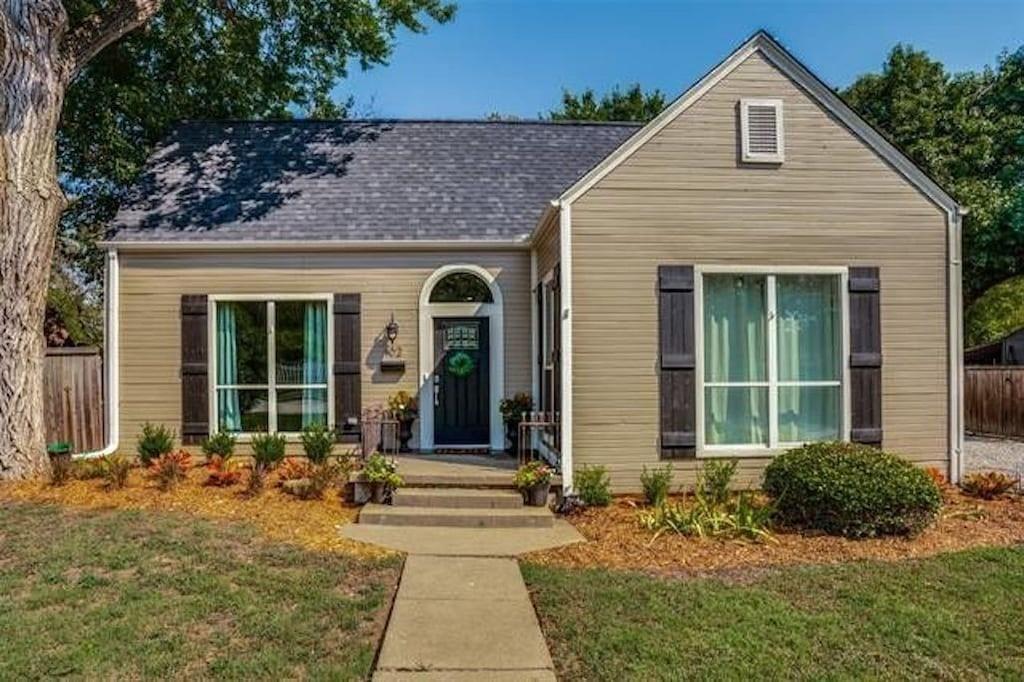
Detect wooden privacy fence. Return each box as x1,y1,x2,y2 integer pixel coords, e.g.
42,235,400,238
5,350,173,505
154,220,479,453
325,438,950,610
965,366,1024,439
43,347,104,453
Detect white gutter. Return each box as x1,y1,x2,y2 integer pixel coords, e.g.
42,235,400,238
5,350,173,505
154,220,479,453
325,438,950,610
74,249,119,460
948,206,966,483
101,238,531,253
558,200,574,492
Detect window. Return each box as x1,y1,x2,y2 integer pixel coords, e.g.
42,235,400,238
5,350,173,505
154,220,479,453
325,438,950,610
429,272,494,303
543,280,556,370
740,98,784,163
213,298,330,434
700,271,843,450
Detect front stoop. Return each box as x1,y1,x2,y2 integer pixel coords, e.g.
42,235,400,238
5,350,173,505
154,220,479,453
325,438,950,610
392,487,524,509
360,502,554,528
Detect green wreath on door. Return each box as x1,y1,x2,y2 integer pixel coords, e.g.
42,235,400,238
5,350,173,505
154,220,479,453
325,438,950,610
446,350,476,378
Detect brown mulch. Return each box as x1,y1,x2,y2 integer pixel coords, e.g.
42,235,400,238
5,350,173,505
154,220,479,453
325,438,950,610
526,490,1024,578
0,467,391,559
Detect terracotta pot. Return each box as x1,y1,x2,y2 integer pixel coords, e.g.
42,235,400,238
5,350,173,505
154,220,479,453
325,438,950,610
370,481,388,504
524,481,550,507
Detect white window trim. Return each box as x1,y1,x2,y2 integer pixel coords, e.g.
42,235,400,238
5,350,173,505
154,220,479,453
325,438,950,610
207,293,334,441
740,98,785,164
694,265,850,458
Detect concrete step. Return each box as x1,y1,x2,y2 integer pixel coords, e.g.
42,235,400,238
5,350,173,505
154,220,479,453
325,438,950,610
359,504,554,528
392,487,524,509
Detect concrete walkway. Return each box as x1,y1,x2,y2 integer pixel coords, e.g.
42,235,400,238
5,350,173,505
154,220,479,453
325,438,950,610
373,555,555,681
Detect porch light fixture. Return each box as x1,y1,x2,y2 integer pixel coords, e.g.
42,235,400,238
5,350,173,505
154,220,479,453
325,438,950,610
381,313,405,372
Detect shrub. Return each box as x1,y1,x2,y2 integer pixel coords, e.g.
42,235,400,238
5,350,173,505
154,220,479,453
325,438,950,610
500,392,534,427
697,459,737,507
363,453,403,489
299,422,335,465
148,450,192,491
136,422,174,466
100,454,132,490
640,464,673,505
277,458,315,484
204,455,241,487
763,442,942,538
248,432,287,493
201,431,236,460
513,460,554,489
924,466,947,488
960,471,1019,499
73,459,106,480
576,465,612,507
639,492,774,543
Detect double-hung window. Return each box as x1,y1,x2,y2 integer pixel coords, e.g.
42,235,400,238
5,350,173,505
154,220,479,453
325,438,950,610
699,270,846,451
212,297,331,434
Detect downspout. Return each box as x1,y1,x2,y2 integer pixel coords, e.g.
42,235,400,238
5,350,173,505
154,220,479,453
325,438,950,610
74,249,119,459
948,206,966,483
557,200,574,492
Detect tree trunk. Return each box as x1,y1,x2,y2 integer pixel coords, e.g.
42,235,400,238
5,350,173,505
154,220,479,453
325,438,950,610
0,2,71,479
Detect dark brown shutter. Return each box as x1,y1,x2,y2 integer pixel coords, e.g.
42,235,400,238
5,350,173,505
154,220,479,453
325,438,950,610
333,294,362,443
180,295,209,445
849,267,883,446
658,266,696,458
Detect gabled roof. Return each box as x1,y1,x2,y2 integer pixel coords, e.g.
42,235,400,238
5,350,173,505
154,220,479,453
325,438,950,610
557,30,961,214
108,120,639,244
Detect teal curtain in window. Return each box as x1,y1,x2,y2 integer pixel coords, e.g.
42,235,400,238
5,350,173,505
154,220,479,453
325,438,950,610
302,302,327,428
777,275,841,442
216,303,241,432
703,274,768,445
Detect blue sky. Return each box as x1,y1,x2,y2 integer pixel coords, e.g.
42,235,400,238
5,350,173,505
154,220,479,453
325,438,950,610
337,0,1023,119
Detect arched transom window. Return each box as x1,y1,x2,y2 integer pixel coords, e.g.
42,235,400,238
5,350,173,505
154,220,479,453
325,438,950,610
428,271,495,303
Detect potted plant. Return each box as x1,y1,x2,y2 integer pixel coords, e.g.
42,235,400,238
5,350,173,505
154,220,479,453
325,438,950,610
386,390,419,452
364,452,403,504
500,393,534,455
514,460,554,507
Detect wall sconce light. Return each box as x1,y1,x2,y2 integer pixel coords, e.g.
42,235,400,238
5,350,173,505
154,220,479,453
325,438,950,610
381,313,405,372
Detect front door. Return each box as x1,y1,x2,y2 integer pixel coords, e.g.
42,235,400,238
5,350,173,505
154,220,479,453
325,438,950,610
433,317,490,446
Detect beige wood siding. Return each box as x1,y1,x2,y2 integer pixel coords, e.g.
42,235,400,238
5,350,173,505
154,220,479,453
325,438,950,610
117,249,531,454
533,212,560,279
571,52,950,492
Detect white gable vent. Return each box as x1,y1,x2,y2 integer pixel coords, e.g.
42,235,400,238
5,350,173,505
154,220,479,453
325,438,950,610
740,98,784,163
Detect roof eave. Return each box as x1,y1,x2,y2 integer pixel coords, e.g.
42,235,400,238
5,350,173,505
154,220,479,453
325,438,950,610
102,238,532,252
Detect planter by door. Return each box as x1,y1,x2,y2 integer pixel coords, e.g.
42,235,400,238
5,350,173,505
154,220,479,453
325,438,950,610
433,318,490,446
524,482,550,507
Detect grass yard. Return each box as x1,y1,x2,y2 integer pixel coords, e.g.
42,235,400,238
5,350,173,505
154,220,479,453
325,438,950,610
0,501,400,680
524,546,1024,680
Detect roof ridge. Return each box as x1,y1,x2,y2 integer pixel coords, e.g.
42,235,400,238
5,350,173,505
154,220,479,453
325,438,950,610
175,118,645,128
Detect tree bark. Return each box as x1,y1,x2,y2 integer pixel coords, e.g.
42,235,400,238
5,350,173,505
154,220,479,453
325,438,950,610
0,1,70,479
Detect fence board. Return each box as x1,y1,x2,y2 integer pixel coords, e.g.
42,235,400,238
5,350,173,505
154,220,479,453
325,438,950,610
965,366,1024,439
43,347,104,453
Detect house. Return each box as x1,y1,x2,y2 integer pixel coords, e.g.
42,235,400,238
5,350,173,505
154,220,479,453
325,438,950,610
965,327,1024,365
98,31,965,491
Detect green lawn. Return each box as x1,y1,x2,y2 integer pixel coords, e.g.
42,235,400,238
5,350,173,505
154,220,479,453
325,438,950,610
524,547,1024,680
0,501,400,680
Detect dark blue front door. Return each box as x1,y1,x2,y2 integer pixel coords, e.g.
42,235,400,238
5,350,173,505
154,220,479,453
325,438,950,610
433,318,490,446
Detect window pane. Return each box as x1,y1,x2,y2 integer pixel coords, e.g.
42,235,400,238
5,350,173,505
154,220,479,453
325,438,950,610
275,301,328,385
704,386,768,445
777,275,840,381
778,385,840,443
429,272,494,303
703,274,767,382
217,389,268,433
277,388,328,432
216,302,267,385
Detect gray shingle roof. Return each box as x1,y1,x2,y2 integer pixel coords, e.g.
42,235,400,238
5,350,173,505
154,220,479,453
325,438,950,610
109,119,640,243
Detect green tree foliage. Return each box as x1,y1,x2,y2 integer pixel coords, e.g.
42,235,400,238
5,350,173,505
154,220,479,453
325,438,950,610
54,0,455,343
842,44,1024,302
550,84,667,122
965,274,1024,346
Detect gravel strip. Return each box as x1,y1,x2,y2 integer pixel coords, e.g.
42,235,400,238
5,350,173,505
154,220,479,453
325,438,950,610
965,436,1024,477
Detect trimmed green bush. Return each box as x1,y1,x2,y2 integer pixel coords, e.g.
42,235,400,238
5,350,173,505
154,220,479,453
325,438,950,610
576,465,612,507
201,431,237,459
965,274,1024,347
763,442,941,538
640,464,673,505
299,422,335,465
136,422,174,466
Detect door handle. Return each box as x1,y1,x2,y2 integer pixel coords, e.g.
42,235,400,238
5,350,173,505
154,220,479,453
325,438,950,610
433,374,440,407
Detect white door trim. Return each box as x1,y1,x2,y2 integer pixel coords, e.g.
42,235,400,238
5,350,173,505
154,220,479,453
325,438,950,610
418,264,505,451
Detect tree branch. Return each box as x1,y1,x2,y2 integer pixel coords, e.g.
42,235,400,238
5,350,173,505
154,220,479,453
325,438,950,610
61,0,163,81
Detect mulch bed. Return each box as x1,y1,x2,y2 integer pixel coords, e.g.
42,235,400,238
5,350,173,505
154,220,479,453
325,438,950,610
526,489,1024,578
0,466,391,559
